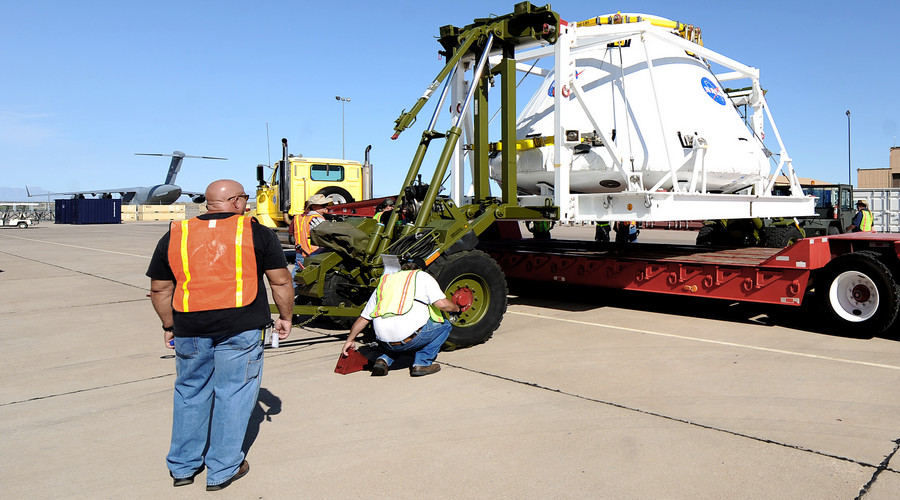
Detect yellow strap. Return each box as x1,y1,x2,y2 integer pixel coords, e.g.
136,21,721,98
234,216,245,307
179,220,191,312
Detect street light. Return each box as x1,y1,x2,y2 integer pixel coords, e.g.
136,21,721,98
335,95,351,159
846,109,851,185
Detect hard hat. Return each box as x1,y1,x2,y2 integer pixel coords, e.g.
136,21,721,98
856,199,868,208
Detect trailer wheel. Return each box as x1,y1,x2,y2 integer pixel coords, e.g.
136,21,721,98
766,226,803,248
317,187,354,205
427,249,508,350
817,251,900,336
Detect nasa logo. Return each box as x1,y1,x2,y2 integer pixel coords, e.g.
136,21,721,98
701,77,726,106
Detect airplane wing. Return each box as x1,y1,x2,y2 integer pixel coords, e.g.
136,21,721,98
26,185,139,198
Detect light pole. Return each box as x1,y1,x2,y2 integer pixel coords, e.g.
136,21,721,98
846,109,851,185
335,96,351,159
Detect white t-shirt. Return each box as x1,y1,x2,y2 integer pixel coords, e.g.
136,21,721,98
361,271,447,342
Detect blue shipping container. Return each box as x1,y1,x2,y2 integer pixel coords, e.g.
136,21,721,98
55,199,75,224
55,199,121,224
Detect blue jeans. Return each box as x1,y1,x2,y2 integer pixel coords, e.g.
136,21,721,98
167,329,263,486
291,249,322,287
379,319,452,367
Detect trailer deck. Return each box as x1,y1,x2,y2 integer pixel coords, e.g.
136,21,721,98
481,233,900,309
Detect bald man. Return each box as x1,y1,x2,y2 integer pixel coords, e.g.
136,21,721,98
147,179,293,490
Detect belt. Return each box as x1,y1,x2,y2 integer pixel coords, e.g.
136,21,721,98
387,326,424,346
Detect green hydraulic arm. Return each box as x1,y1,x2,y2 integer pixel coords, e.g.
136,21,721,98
288,2,561,321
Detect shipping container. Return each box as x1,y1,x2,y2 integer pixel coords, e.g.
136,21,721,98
854,188,900,233
54,199,75,224
55,199,121,224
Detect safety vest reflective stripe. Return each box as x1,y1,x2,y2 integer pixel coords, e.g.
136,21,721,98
168,215,258,313
296,213,323,255
235,218,246,306
178,220,191,311
371,270,444,323
372,270,417,318
861,210,873,232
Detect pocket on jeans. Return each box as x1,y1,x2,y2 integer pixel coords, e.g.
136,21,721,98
246,350,262,382
174,337,198,358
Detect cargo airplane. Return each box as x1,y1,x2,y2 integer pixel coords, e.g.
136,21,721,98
26,151,226,205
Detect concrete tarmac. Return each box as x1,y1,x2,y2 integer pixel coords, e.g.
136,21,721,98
1,222,899,499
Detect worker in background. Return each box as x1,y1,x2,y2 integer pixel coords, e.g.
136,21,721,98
291,194,332,280
527,220,553,240
373,197,395,223
341,257,465,377
847,200,874,232
147,179,293,490
595,221,611,243
614,220,639,244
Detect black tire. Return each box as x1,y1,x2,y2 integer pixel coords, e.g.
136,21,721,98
827,225,841,236
321,272,358,329
766,226,803,248
816,251,900,336
293,269,356,329
317,187,354,205
17,222,28,229
427,249,508,350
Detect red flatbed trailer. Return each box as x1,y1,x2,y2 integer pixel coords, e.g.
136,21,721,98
481,228,900,336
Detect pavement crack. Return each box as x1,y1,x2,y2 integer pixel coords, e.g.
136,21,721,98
446,362,884,471
0,250,149,291
1,373,174,407
855,438,900,499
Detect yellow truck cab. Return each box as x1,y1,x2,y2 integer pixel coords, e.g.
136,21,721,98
254,139,372,228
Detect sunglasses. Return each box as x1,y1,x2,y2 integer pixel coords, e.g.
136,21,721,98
226,194,250,203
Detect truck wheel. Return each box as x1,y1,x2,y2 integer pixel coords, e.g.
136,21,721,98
17,222,28,229
427,249,508,350
322,273,357,329
766,226,803,248
317,187,354,205
827,225,841,236
816,251,900,336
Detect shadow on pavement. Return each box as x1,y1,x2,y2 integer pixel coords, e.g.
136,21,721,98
508,280,897,342
243,387,282,454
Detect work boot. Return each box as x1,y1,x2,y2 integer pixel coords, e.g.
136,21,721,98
410,364,441,377
371,359,389,376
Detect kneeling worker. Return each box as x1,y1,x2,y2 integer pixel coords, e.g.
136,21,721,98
341,258,464,377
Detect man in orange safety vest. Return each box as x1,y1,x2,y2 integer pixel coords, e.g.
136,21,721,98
290,193,333,283
147,179,294,490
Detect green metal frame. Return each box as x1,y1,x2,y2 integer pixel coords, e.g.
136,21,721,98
288,2,561,316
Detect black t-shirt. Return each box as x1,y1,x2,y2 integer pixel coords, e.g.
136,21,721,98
146,212,288,337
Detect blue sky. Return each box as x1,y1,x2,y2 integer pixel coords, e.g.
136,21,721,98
2,0,898,200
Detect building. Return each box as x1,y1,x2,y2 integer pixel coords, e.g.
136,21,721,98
858,147,900,188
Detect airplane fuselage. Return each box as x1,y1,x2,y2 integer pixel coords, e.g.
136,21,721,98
130,184,183,204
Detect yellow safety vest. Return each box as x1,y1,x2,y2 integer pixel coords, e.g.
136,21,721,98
860,210,873,232
371,270,444,323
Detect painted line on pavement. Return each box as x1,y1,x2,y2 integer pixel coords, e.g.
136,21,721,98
509,310,900,371
0,234,150,258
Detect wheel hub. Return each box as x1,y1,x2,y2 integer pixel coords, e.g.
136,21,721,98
851,284,871,303
829,271,880,322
